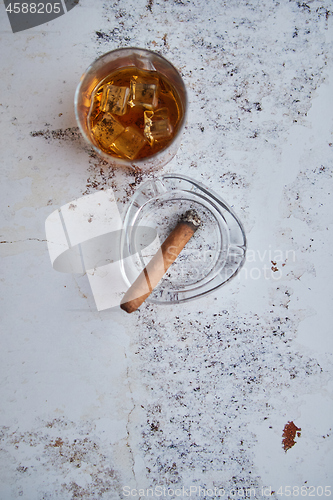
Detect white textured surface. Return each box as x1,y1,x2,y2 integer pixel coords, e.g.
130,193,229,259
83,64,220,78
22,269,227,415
0,0,333,498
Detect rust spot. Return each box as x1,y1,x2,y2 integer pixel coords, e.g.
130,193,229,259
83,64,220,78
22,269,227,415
282,421,301,451
271,261,279,272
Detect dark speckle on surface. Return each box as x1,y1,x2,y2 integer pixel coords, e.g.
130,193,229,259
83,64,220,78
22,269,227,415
30,127,81,141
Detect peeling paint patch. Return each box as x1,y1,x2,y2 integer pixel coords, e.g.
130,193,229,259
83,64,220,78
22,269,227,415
125,305,325,489
0,418,124,499
282,165,333,229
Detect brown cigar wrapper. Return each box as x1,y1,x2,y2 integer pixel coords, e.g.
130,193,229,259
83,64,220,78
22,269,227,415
120,221,199,313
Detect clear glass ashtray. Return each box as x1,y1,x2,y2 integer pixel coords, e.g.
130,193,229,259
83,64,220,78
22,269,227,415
120,174,246,303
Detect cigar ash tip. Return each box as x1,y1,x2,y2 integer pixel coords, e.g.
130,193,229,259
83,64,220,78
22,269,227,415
181,209,201,228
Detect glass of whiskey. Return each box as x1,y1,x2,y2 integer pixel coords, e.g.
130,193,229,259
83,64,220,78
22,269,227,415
74,48,187,170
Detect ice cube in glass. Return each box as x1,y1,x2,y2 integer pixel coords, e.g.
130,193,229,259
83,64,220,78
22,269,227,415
91,113,125,152
100,84,130,115
111,126,147,160
130,76,159,110
144,108,173,145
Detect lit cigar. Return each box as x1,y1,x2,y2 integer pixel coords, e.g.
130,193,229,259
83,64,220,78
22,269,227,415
120,209,201,313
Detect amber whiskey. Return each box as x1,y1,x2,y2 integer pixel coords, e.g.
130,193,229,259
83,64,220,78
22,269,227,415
88,67,184,161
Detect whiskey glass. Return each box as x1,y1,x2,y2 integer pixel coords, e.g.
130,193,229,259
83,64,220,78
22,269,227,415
74,47,187,170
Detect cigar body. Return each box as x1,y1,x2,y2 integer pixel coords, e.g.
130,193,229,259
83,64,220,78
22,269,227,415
120,211,200,313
